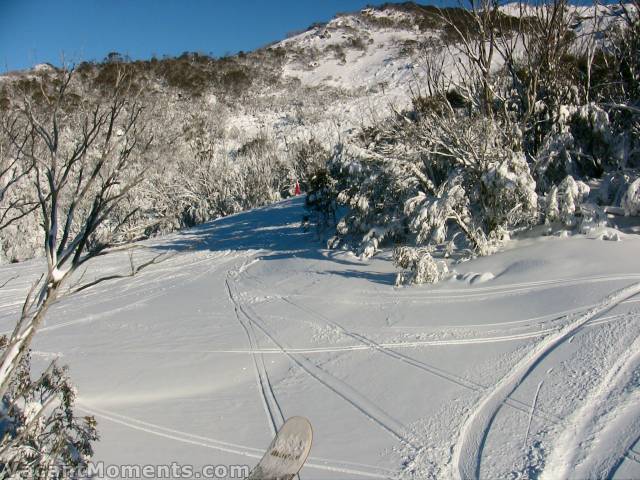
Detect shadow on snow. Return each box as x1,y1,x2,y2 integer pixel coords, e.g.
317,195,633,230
148,197,395,286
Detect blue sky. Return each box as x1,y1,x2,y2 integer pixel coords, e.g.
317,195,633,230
0,0,598,72
0,0,449,72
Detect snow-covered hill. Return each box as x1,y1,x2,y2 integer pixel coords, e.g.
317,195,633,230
1,197,639,478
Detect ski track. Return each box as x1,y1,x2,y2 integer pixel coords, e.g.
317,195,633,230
78,404,393,479
225,273,285,438
242,266,571,449
0,246,241,325
451,281,640,480
4,205,639,478
245,266,637,437
540,331,640,480
64,250,233,309
626,448,640,465
278,296,565,427
0,250,240,335
226,273,418,452
48,254,238,334
287,273,640,305
92,310,627,355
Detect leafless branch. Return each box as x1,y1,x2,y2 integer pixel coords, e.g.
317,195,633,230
0,65,151,400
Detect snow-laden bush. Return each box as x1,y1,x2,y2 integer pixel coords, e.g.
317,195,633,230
405,186,463,246
599,171,634,207
304,167,337,236
0,344,98,478
318,111,542,283
545,175,590,226
393,246,449,285
327,143,413,258
622,178,640,216
481,152,538,231
534,104,615,189
291,138,331,192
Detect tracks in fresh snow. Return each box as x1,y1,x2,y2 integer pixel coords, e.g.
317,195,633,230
226,271,417,451
78,404,394,479
540,332,640,479
288,273,640,305
237,265,578,452
279,296,565,426
452,281,640,480
225,276,284,437
130,308,629,355
79,403,266,458
233,258,640,476
281,296,480,392
0,250,239,335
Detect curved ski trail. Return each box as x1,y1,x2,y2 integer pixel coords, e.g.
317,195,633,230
540,330,640,480
288,273,640,305
280,296,569,426
452,281,640,480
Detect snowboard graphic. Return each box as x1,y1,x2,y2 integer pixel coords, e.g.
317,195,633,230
247,416,313,480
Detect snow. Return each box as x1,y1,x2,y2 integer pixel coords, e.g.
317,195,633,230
276,9,448,128
622,178,640,216
32,63,55,73
0,197,639,478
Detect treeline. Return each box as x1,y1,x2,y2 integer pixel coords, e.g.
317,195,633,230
0,55,334,262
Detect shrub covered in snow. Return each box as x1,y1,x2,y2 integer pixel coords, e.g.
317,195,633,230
0,347,98,478
306,110,542,283
534,104,617,190
304,166,338,236
305,0,640,285
393,246,449,285
328,142,413,259
481,152,538,231
545,175,591,226
622,178,640,216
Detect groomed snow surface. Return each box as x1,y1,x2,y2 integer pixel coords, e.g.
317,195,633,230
0,197,639,479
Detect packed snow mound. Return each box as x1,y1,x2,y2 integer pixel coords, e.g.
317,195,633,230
450,271,496,285
0,197,639,479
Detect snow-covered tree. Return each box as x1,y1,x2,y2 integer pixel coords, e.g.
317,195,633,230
544,175,590,226
622,177,640,216
481,152,538,231
319,106,540,282
329,142,414,259
0,66,150,477
393,246,449,285
0,347,98,478
304,166,337,237
0,115,36,233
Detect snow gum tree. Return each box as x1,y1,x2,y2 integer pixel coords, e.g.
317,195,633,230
0,66,151,477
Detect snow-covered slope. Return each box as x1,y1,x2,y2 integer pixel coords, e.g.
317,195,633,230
1,197,639,478
280,10,430,94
